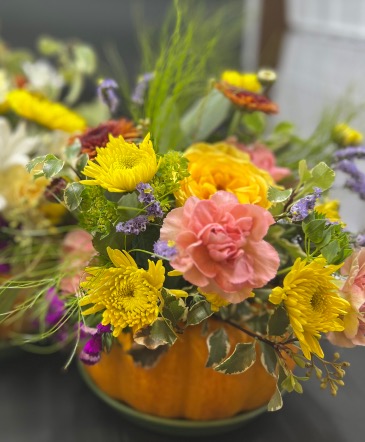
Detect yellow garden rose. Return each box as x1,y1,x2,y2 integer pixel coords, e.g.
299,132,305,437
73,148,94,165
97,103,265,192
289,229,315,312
175,142,274,208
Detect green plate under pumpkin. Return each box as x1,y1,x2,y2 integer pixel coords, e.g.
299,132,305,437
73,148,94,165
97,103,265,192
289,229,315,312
78,362,269,437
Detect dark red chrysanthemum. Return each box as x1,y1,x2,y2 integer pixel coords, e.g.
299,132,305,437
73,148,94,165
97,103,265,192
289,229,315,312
215,81,279,114
78,118,140,159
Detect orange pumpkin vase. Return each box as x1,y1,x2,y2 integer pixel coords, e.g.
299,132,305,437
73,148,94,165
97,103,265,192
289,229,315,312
84,318,283,421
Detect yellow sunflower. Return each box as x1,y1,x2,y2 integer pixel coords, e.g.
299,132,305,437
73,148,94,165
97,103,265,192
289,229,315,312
7,89,86,133
80,133,159,193
79,247,165,336
269,257,350,359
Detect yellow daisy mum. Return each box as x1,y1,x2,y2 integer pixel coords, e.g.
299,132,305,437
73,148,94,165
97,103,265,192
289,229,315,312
80,247,165,336
315,199,344,225
199,290,230,312
7,89,86,133
333,123,363,146
175,142,274,208
221,70,262,93
80,133,159,193
269,257,350,359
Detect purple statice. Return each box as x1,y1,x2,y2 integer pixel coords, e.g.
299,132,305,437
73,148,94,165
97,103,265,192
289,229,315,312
116,215,149,235
333,146,365,162
146,201,164,219
153,240,177,259
45,287,65,326
131,72,155,105
79,335,102,365
97,323,111,334
97,78,119,113
136,182,155,204
290,187,322,221
336,159,365,200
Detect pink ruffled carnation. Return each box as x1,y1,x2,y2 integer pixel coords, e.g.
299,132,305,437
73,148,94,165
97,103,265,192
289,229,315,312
60,230,95,295
160,191,280,303
227,137,291,182
328,248,365,347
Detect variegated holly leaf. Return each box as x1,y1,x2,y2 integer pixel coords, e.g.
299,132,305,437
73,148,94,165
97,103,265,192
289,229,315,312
127,343,168,368
206,328,230,368
214,342,256,374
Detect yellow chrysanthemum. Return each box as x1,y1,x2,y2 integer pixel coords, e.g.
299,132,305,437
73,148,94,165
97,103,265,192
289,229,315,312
199,290,230,312
221,70,262,93
175,142,274,208
333,123,363,146
315,199,344,225
6,89,86,133
80,133,159,193
79,247,165,336
269,257,350,359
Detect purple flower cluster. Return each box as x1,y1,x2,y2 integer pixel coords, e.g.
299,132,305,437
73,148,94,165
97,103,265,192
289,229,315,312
79,323,112,366
131,72,155,105
45,287,65,326
97,78,119,113
290,187,322,221
336,159,365,200
116,215,149,235
116,183,163,235
153,240,177,259
333,146,365,162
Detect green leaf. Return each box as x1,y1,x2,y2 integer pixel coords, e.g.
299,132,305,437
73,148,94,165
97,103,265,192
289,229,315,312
127,344,168,368
242,111,266,135
186,300,213,326
150,318,177,347
76,153,89,174
310,162,335,191
214,342,256,375
267,385,283,412
274,121,294,134
65,140,81,162
206,328,230,368
267,187,292,203
64,182,84,211
162,291,187,327
275,238,306,259
180,89,230,142
43,154,65,178
259,342,278,376
302,219,327,244
298,160,311,183
321,240,340,264
26,155,46,173
267,306,290,336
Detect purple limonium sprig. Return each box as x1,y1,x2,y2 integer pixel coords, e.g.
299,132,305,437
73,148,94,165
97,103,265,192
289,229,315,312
45,287,65,326
153,240,177,259
79,322,112,366
116,215,149,235
333,146,365,162
336,159,365,200
97,78,119,113
136,182,155,204
131,72,155,105
290,187,322,221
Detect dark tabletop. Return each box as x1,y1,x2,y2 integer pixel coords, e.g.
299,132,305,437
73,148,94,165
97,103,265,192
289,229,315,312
0,341,364,442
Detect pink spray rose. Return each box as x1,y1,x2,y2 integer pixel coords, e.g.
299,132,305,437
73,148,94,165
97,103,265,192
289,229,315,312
227,137,291,182
60,229,95,295
160,191,280,303
328,248,365,347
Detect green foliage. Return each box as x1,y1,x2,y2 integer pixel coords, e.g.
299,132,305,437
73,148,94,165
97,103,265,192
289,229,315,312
64,182,84,211
151,150,189,210
267,385,283,412
26,154,65,179
298,160,335,193
161,288,187,327
214,342,256,375
186,300,213,326
206,328,230,368
267,306,290,336
302,212,352,264
243,112,266,136
268,187,292,204
78,186,120,237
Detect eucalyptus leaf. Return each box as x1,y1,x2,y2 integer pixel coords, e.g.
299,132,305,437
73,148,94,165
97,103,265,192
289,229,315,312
64,182,84,211
206,328,230,368
214,342,256,375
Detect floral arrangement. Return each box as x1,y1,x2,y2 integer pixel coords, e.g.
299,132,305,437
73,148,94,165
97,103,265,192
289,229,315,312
1,2,365,416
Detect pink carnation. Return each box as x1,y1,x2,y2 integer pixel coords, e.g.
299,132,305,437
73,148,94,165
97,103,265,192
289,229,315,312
227,137,291,182
160,191,280,303
60,230,95,295
328,248,365,347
